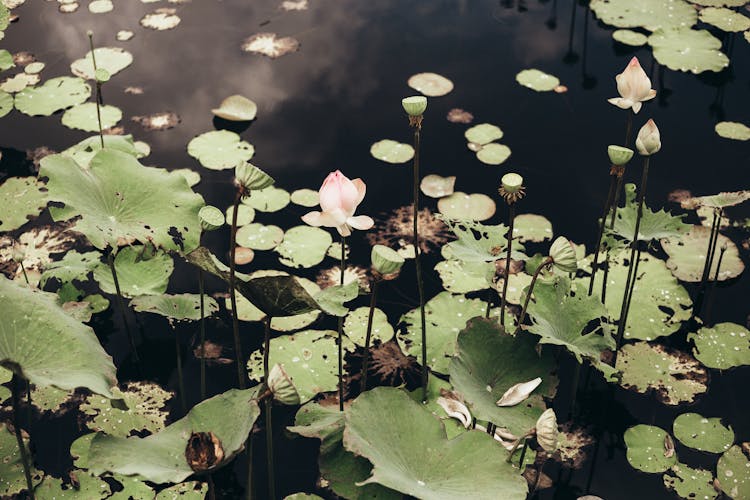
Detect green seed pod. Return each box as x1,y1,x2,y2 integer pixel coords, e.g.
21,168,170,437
371,244,404,279
549,236,578,274
402,95,427,117
501,173,524,194
268,364,301,405
535,408,558,454
95,68,110,83
199,205,225,232
235,162,274,194
607,145,634,166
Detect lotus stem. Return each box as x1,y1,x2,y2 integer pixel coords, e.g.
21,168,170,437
514,257,553,336
588,175,617,297
337,235,346,412
410,118,428,404
600,171,625,304
198,269,206,400
229,191,246,389
531,456,547,496
107,251,140,363
12,375,34,499
173,326,186,413
87,31,104,149
360,279,380,390
694,209,722,317
518,438,528,468
624,112,633,146
262,315,276,500
19,261,29,285
500,203,516,326
620,247,642,339
506,431,535,463
704,243,727,324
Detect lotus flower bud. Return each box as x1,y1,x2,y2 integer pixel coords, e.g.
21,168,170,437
635,119,661,156
535,408,558,453
234,162,274,196
371,244,404,280
199,205,225,232
267,364,301,405
549,236,578,274
86,29,94,37
402,96,427,117
607,145,634,166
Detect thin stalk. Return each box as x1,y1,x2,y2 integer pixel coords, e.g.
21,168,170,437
624,112,633,146
617,248,643,355
262,316,275,500
19,261,29,285
360,279,380,390
694,209,722,316
704,244,727,324
12,375,35,499
588,175,617,296
499,203,516,326
337,235,346,411
229,191,246,389
87,32,104,149
613,157,651,358
108,251,140,363
518,438,528,468
514,257,553,336
600,173,625,303
174,326,186,413
411,119,428,403
531,457,547,496
208,474,216,500
567,361,581,421
198,269,207,400
506,432,534,463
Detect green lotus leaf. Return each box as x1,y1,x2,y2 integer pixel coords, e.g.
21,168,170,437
435,259,495,293
211,94,257,121
15,76,92,116
408,376,468,440
513,213,553,242
716,446,750,499
172,168,201,188
0,49,10,71
0,3,7,31
225,204,255,226
586,251,692,341
70,47,133,80
399,292,500,374
610,183,689,242
616,342,707,405
689,0,747,5
34,472,110,499
649,29,729,74
247,330,351,403
56,283,109,323
370,139,415,164
87,388,260,483
0,366,10,402
40,250,101,287
155,481,208,499
236,223,284,250
687,322,750,369
715,121,750,140
464,123,503,145
106,474,157,500
475,143,512,165
314,280,359,317
663,464,717,500
0,90,12,117
0,423,43,497
285,494,325,500
81,382,172,437
690,190,750,209
29,384,73,414
61,102,122,132
61,134,139,168
700,7,750,32
0,176,48,232
276,225,332,268
437,192,496,221
449,317,556,436
93,246,173,297
494,272,533,305
612,29,649,46
0,276,117,396
672,413,734,453
243,186,290,212
130,293,218,322
290,188,319,207
624,424,678,473
187,130,254,170
590,0,697,30
343,306,395,347
343,387,529,499
440,218,517,262
515,69,560,91
420,174,456,199
661,225,744,282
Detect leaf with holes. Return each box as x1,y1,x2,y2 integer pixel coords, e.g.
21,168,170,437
93,246,173,298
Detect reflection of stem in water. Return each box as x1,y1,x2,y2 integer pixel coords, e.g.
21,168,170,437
337,235,346,412
173,325,186,413
565,0,578,60
545,0,558,29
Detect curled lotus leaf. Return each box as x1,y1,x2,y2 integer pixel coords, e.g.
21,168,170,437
0,176,48,232
70,47,133,80
130,293,219,322
663,464,718,500
590,0,698,31
15,76,91,116
211,94,257,121
716,446,750,499
687,322,750,370
187,130,254,170
661,225,744,282
624,424,678,473
648,29,729,74
93,246,174,298
672,413,734,453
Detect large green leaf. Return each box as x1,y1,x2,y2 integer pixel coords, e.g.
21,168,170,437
624,424,678,473
93,246,173,297
343,387,528,499
15,76,92,116
0,177,48,232
717,446,750,499
590,0,697,30
687,322,750,369
610,184,689,242
449,318,556,437
661,225,744,282
0,275,116,396
130,293,219,322
648,29,729,74
40,149,204,253
87,388,260,483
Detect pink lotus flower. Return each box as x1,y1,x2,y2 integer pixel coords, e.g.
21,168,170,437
302,170,374,237
607,57,656,114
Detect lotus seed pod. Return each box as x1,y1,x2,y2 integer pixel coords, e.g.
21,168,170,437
86,30,94,37
549,236,578,274
635,119,661,156
199,205,225,232
607,145,634,166
268,364,301,405
235,162,274,194
501,173,524,194
535,408,558,454
402,95,427,117
95,68,110,83
371,244,404,279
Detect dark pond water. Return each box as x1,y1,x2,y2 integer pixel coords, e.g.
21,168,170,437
1,0,749,499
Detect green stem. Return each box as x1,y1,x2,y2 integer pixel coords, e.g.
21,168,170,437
19,261,29,285
337,235,346,411
87,32,104,149
517,438,528,468
262,316,275,500
411,120,428,403
505,431,534,463
360,279,379,390
174,326,186,413
704,244,726,325
513,257,553,336
567,361,581,421
229,191,246,389
588,175,617,296
499,203,516,326
12,375,35,499
198,269,206,400
694,209,722,317
107,251,140,363
600,172,625,303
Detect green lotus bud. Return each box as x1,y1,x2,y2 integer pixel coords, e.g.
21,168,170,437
501,173,524,194
549,236,578,273
267,364,301,405
95,68,110,83
535,408,558,454
402,96,427,117
371,244,404,279
635,119,661,156
86,29,94,37
199,205,225,232
235,162,274,195
607,145,634,166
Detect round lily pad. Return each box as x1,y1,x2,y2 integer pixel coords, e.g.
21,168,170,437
343,306,395,347
673,413,734,453
370,139,415,164
437,192,496,221
700,7,750,32
687,322,750,370
211,95,257,121
235,223,284,250
81,382,173,437
716,446,750,499
464,123,503,145
648,29,729,74
61,102,122,132
0,49,12,71
0,176,47,232
435,259,495,294
89,0,113,12
476,143,512,165
715,121,750,140
130,293,219,322
276,225,333,268
242,186,290,212
663,464,717,500
225,204,255,226
93,246,174,298
516,69,560,91
612,29,649,46
15,76,91,116
24,62,45,74
420,174,455,198
624,424,678,473
590,0,697,31
70,47,133,80
513,214,553,242
187,130,255,170
0,90,12,117
407,72,454,96
290,188,319,207
661,225,744,282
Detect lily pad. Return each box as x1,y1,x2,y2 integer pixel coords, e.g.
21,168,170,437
370,139,414,164
689,0,747,5
616,342,708,405
61,102,122,132
89,0,113,13
0,176,47,232
612,29,649,46
687,322,750,369
441,218,513,262
15,76,91,116
211,95,257,121
93,246,173,297
663,464,717,500
40,250,101,287
225,204,255,226
515,69,560,92
242,185,290,212
407,72,454,96
187,130,254,170
437,192,496,221
130,293,219,322
81,382,173,437
420,174,455,198
290,188,319,207
661,225,744,282
155,482,208,499
0,90,12,117
0,423,43,497
672,413,734,453
235,223,284,250
649,29,729,74
343,387,528,499
0,275,117,396
700,7,750,32
435,259,494,293
70,47,133,80
624,424,678,473
475,143,512,165
590,0,698,30
513,214,553,242
343,306,394,346
716,446,750,499
715,121,750,141
464,123,503,145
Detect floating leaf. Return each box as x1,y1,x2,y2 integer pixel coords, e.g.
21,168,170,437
211,95,257,121
661,225,744,282
663,464,718,500
140,8,181,30
62,102,122,132
155,482,208,499
88,0,113,13
0,176,47,232
610,183,689,242
513,214,553,242
243,186,290,212
716,446,750,499
225,204,255,227
464,123,503,145
437,192,496,221
187,130,254,170
690,190,750,209
61,134,138,168
672,413,734,453
81,382,172,437
420,174,455,198
0,90,12,117
343,307,395,347
235,223,284,250
290,188,319,207
624,424,678,473
0,423,43,497
370,139,415,164
612,29,649,46
313,280,359,317
687,322,750,369
407,72,454,96
715,121,750,141
93,246,173,297
40,250,100,286
441,218,511,262
590,0,697,30
689,0,747,5
435,259,494,293
15,76,91,116
515,69,560,92
70,47,133,80
241,32,300,58
475,143,512,165
700,7,750,32
130,293,218,322
649,29,729,74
